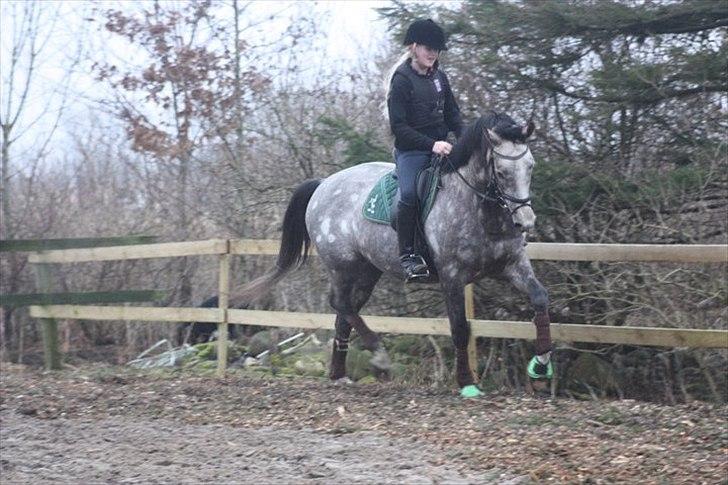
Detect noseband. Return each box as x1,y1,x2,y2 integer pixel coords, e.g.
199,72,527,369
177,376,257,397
442,146,532,215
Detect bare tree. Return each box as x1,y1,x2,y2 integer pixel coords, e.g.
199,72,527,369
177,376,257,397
0,0,83,361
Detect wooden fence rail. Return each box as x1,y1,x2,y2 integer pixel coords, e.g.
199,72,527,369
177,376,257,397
28,240,728,263
29,306,728,349
17,238,728,373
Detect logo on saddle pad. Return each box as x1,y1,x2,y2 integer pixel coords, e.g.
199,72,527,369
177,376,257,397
366,194,378,215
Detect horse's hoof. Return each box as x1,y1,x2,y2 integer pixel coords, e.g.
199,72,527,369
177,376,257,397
527,355,554,379
460,385,484,398
369,348,392,370
333,377,354,385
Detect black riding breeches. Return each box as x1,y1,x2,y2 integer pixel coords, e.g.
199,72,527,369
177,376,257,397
394,149,431,207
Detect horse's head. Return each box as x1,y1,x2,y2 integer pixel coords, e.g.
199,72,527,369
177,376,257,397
446,112,539,233
484,118,537,233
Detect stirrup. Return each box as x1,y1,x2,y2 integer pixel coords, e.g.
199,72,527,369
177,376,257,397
406,271,430,282
400,254,430,281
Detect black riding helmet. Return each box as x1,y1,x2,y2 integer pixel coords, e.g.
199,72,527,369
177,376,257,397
403,19,447,51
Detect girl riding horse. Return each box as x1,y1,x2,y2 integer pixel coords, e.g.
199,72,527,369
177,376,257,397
235,109,554,398
386,19,463,281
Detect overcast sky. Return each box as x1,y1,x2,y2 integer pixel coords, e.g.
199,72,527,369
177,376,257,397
1,0,397,167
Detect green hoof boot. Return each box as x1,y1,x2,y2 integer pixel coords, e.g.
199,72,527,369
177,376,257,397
527,356,554,379
460,385,484,399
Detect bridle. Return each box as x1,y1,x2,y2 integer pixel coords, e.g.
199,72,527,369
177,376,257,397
441,145,532,215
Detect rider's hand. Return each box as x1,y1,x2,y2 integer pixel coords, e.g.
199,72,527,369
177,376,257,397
432,141,452,156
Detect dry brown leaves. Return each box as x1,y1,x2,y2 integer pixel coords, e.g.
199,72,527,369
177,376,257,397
1,363,725,483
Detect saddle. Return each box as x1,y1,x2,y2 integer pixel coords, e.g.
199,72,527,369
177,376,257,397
362,167,440,225
362,161,442,280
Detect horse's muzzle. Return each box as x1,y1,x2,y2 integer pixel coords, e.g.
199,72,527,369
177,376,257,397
513,206,536,232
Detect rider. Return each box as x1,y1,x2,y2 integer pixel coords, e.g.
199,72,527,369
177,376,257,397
386,19,463,281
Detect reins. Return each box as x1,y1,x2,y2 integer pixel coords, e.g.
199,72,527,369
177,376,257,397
438,146,532,215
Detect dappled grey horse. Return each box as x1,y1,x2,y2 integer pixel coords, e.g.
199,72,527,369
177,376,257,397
237,112,552,397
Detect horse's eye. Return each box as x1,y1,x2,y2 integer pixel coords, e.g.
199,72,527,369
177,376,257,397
496,170,505,178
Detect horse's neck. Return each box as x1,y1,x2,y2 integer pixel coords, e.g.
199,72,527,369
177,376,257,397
460,153,488,187
441,154,488,210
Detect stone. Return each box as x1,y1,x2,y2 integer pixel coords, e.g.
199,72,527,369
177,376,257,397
248,331,272,356
293,359,326,377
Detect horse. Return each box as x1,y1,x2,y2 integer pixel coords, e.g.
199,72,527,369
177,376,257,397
236,111,552,397
177,296,255,345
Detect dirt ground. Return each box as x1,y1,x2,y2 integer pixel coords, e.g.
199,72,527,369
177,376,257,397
0,363,725,484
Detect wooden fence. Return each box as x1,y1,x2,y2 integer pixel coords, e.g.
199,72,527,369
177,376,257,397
16,239,727,375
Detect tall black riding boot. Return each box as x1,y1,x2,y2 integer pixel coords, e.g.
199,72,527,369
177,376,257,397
397,202,429,280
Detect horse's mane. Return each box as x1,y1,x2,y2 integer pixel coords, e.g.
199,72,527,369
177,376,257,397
442,111,527,174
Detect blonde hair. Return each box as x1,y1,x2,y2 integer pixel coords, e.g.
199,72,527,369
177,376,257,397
381,49,413,121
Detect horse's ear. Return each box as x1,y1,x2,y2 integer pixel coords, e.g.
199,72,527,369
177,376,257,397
523,121,535,139
486,128,503,146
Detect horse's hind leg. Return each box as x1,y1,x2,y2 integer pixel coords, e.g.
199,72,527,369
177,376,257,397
329,314,352,380
328,263,383,380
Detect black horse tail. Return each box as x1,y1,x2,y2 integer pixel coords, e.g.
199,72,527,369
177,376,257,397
231,179,321,304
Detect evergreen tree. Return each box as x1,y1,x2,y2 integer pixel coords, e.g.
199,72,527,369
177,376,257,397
380,0,727,172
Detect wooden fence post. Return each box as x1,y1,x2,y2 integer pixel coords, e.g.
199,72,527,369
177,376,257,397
32,263,61,370
464,283,478,383
216,240,231,377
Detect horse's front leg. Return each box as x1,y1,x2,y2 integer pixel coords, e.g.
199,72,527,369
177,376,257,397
442,280,483,398
503,255,553,379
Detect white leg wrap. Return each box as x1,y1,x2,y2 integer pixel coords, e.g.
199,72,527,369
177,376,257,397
536,352,551,365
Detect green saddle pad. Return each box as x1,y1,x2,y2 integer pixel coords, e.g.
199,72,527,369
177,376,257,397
362,169,440,225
